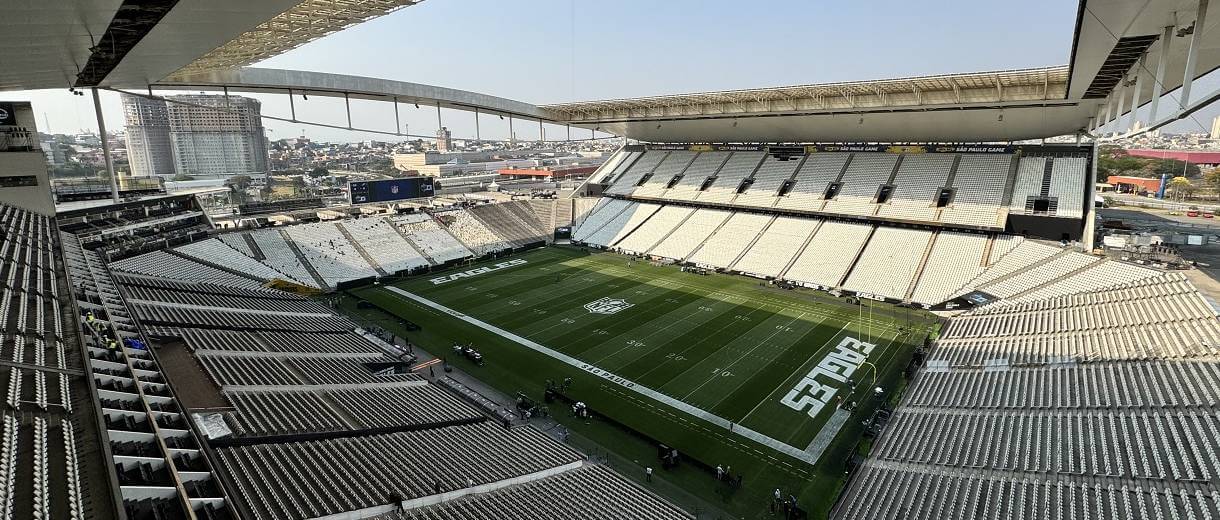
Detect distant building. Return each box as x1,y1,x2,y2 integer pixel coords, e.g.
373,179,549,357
121,94,176,177
436,127,453,152
1211,116,1220,140
121,93,269,178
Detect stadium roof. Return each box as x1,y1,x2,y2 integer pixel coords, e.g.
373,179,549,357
3,0,1219,142
0,1,423,90
542,67,1070,119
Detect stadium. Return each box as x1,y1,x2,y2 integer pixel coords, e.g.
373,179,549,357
3,1,1220,519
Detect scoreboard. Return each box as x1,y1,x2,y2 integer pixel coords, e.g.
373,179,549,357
348,177,435,204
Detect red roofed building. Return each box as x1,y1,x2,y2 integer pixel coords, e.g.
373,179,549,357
1125,149,1220,167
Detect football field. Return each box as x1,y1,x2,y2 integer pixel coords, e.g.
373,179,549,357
355,247,934,463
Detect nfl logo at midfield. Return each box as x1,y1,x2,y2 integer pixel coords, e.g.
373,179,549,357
584,297,633,315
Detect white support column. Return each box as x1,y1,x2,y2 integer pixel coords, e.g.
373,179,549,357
474,107,480,142
92,88,119,203
1149,25,1174,122
1114,74,1129,135
1181,0,1210,109
1104,90,1117,129
1128,54,1146,131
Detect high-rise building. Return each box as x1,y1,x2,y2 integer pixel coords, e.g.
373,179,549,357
436,126,453,152
121,94,176,177
122,93,269,178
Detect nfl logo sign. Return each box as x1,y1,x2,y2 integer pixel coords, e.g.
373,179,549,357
584,297,633,315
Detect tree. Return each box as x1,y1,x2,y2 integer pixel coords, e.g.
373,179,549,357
308,166,330,178
1169,176,1195,203
1204,168,1220,201
226,175,252,204
1152,159,1200,179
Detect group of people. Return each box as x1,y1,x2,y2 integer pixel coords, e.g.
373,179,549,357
715,464,742,489
771,488,800,518
571,400,590,419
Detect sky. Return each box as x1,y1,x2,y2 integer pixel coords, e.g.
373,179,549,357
7,0,1212,142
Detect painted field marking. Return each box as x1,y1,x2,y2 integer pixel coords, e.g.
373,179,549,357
385,286,821,464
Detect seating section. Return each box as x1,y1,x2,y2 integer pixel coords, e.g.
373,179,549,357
732,216,818,277
952,240,1062,296
647,208,732,261
249,229,321,289
822,153,898,216
842,227,932,299
225,390,349,436
386,214,472,264
934,273,1220,365
875,154,953,222
198,354,302,386
606,151,667,195
580,201,661,248
571,198,632,242
216,422,584,520
835,267,1220,520
379,464,692,520
686,212,773,268
908,231,989,305
632,151,696,198
1008,156,1047,214
782,221,873,288
467,202,547,247
941,154,1012,227
284,222,375,285
698,151,764,204
109,250,269,291
1049,156,1087,218
973,249,1100,299
662,152,729,202
775,153,849,212
613,205,695,254
327,385,483,429
175,238,293,283
339,218,429,274
439,210,512,256
733,154,802,207
588,150,639,185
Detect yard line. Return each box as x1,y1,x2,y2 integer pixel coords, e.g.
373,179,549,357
386,286,822,464
586,293,737,366
735,321,853,424
629,304,773,382
680,311,808,401
696,314,828,413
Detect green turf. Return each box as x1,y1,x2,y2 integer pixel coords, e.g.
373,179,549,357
345,246,937,519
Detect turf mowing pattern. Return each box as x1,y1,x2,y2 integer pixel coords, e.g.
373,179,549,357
370,247,929,455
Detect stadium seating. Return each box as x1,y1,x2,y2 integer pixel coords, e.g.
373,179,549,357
249,229,322,289
686,212,773,268
109,250,270,291
176,238,296,283
326,385,484,429
571,198,632,242
775,152,849,212
734,154,803,208
284,222,376,285
339,218,430,274
467,202,547,247
632,151,696,198
842,227,933,300
782,221,873,288
1048,156,1087,218
377,464,692,520
1008,156,1047,214
579,201,662,248
821,153,898,216
698,151,764,204
732,216,819,278
225,389,350,436
951,240,1062,296
438,209,513,256
606,151,667,195
216,422,584,520
647,208,732,261
386,213,472,264
589,150,640,185
908,231,989,305
613,205,695,254
939,153,1013,227
875,154,953,222
662,152,730,202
